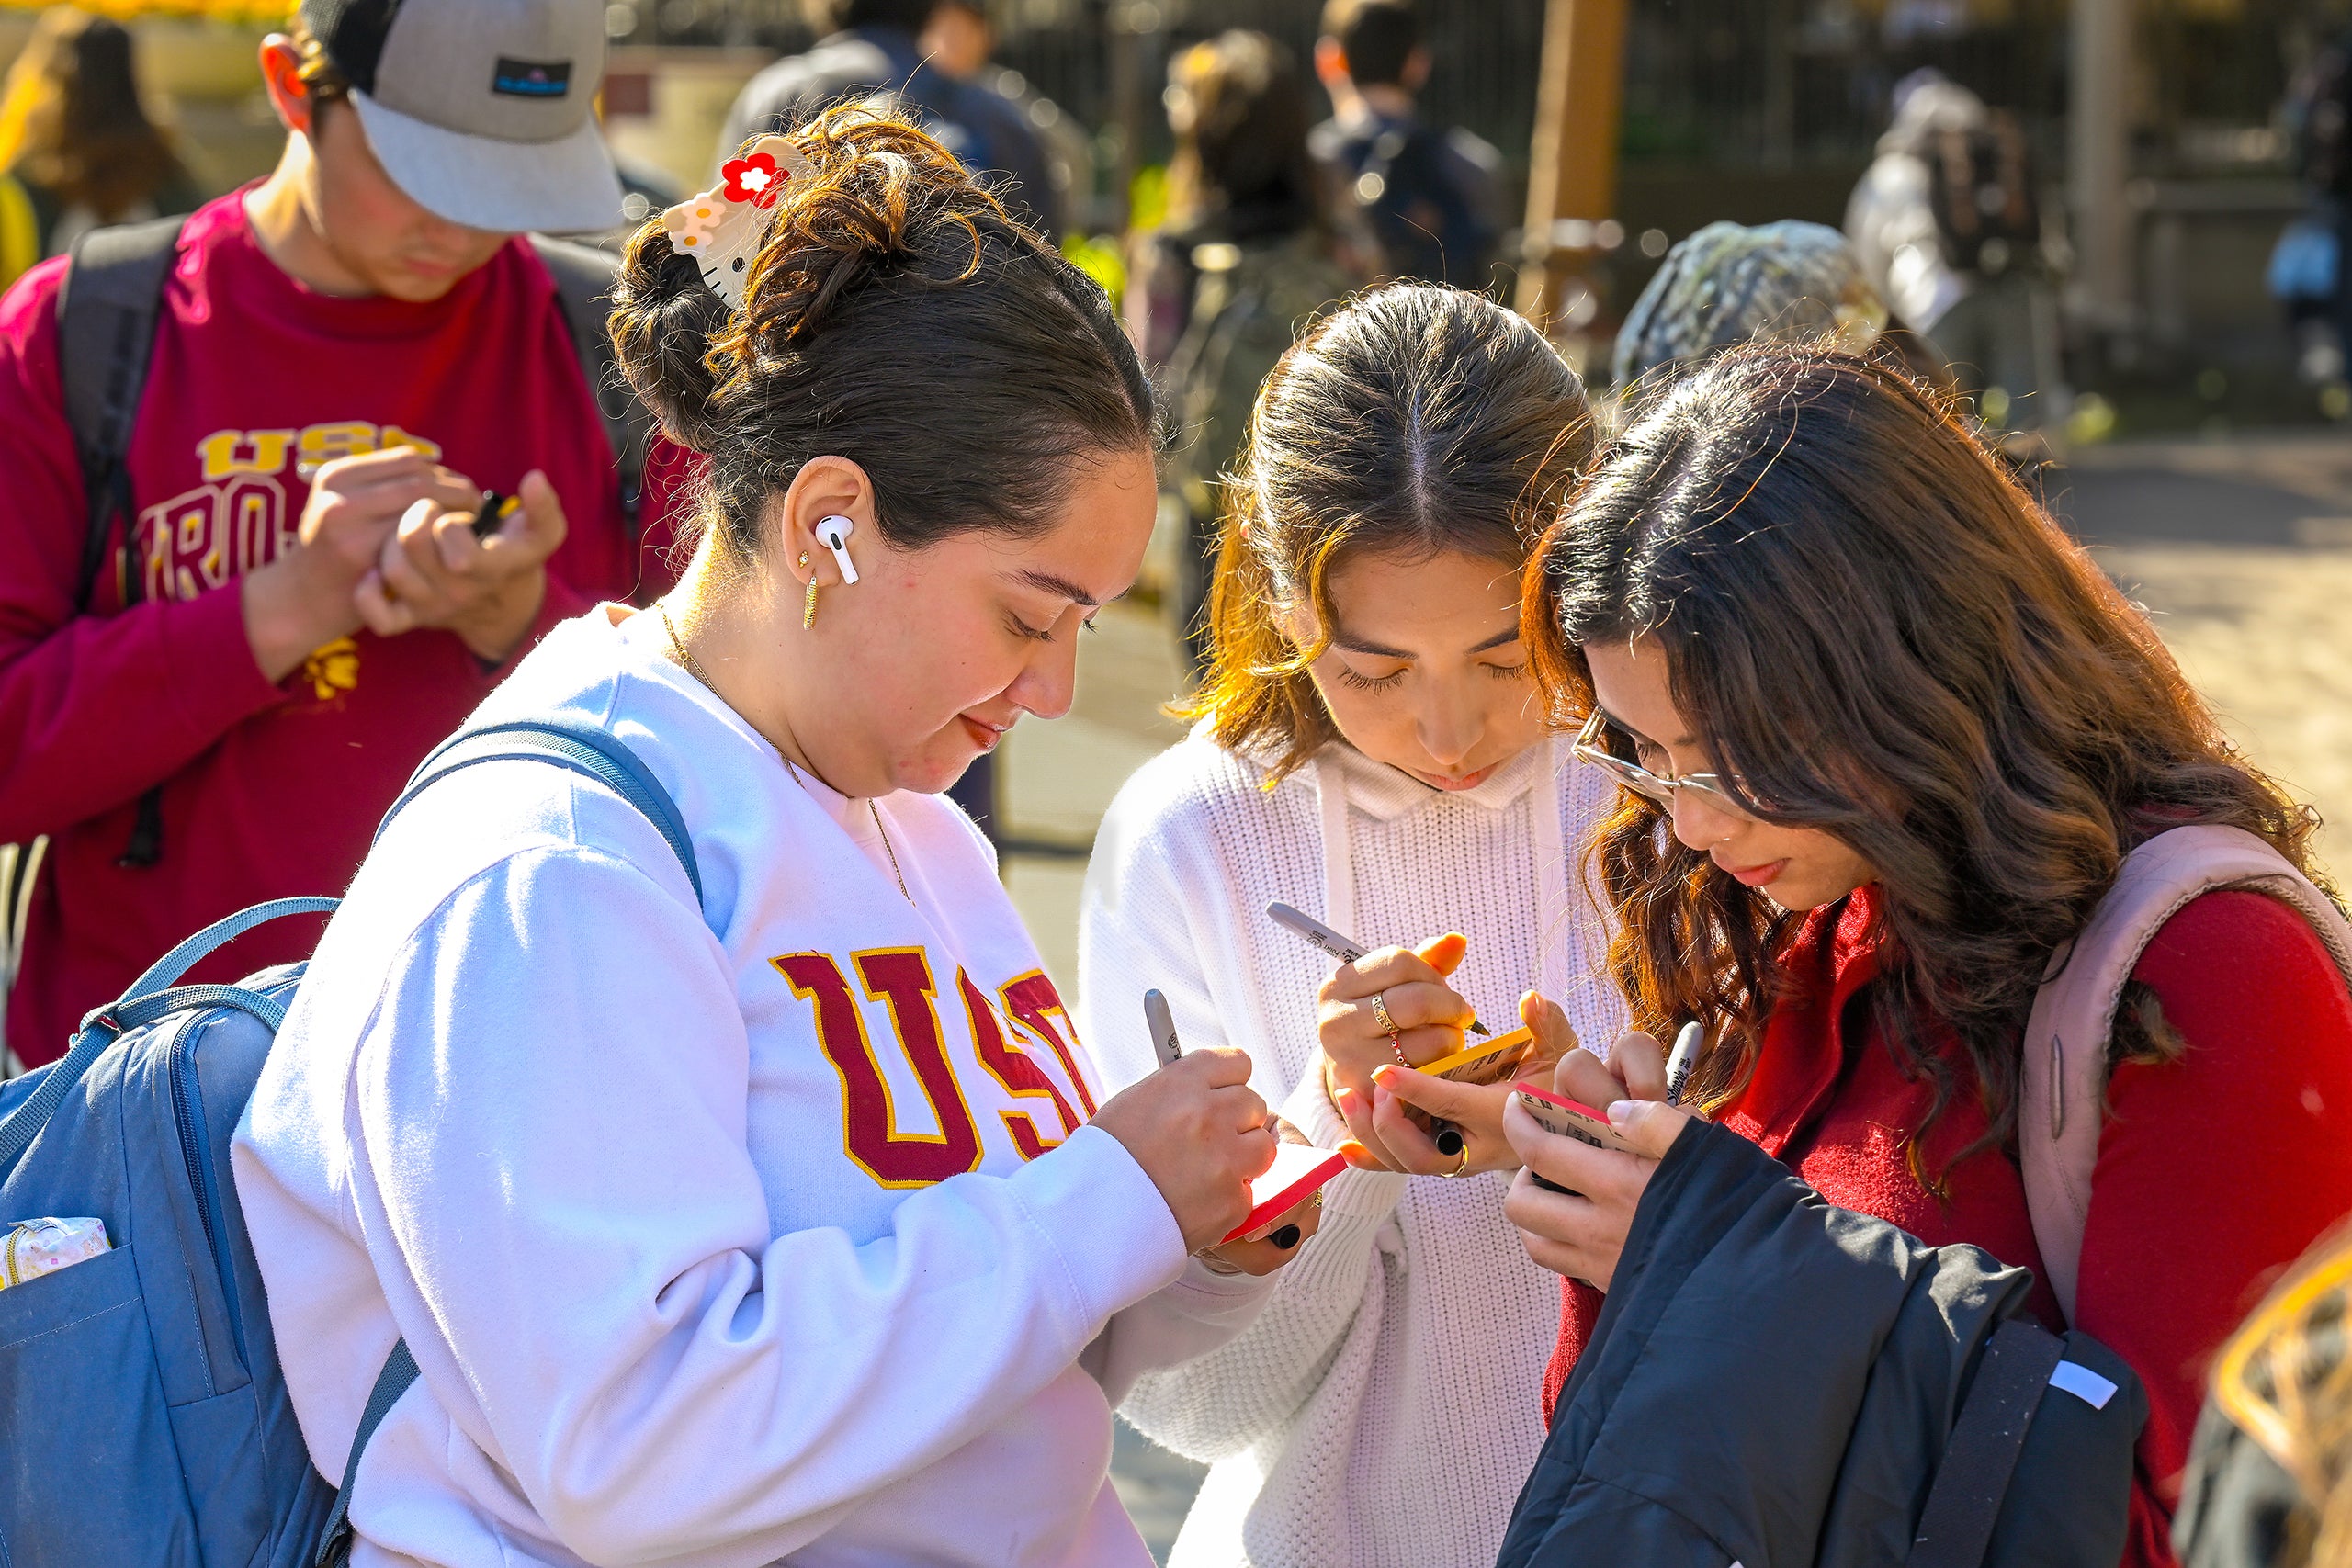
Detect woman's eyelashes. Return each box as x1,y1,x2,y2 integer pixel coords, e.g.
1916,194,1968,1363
1003,607,1097,643
1332,661,1408,692
1333,659,1525,693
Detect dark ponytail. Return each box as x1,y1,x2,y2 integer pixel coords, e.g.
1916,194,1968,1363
608,106,1158,559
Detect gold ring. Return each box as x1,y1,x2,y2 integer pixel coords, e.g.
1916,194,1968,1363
1443,1148,1472,1178
1371,992,1408,1065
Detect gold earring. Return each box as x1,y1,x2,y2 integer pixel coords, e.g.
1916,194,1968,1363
800,553,820,629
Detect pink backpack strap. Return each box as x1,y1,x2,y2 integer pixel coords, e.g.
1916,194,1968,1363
2020,824,2352,1325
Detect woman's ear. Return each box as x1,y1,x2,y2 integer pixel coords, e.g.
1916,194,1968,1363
775,457,881,588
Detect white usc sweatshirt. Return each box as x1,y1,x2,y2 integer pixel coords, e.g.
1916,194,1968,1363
1077,735,1624,1568
233,606,1273,1568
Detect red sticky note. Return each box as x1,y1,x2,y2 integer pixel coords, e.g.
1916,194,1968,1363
1224,1143,1349,1244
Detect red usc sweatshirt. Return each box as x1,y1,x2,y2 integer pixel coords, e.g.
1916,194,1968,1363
0,190,695,1065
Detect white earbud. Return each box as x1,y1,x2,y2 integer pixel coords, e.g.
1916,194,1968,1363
814,514,859,585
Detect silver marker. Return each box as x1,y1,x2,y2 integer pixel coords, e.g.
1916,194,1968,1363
1144,988,1183,1069
1664,1021,1703,1107
1265,902,1491,1037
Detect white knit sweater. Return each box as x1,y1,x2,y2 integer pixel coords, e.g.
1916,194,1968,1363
1077,733,1625,1568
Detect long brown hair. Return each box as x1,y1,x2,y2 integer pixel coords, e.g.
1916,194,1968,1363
1183,281,1594,777
1524,343,2321,1160
0,8,184,220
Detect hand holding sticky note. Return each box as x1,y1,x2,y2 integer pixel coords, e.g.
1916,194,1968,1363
1142,989,1343,1248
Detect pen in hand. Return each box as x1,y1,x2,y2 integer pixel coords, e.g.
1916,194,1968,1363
1265,902,1491,1037
1266,901,1474,1158
469,489,514,540
1144,988,1182,1068
1664,1021,1702,1108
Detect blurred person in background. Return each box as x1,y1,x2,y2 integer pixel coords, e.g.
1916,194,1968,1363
2175,1222,2352,1568
919,0,1091,241
722,0,1066,842
1846,69,2064,440
0,7,203,288
1130,30,1360,676
2277,28,2352,395
720,0,1059,245
0,0,688,1069
1308,0,1501,291
1611,219,1951,393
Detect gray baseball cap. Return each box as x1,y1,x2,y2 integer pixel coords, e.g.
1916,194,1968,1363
301,0,625,233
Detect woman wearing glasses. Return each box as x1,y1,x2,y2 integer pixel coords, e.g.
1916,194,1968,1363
1495,343,2352,1568
1075,284,1623,1568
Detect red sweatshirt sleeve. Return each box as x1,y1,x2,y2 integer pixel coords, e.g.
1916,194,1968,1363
2075,889,2352,1568
0,257,284,842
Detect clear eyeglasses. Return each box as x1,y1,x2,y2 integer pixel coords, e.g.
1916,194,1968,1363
1569,709,1755,816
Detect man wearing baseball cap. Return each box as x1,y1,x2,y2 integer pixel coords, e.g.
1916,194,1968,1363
0,0,693,1067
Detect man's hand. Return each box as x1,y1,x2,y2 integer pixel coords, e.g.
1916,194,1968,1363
241,448,480,682
355,468,567,664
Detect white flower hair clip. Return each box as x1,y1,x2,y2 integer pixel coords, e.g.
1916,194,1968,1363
660,135,818,308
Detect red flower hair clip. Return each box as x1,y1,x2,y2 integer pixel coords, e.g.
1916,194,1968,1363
660,134,818,308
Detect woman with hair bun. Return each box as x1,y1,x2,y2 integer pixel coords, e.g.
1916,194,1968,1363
1080,282,1622,1568
236,108,1317,1568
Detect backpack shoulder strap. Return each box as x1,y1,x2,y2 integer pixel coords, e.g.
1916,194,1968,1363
2021,824,2352,1323
378,717,703,907
312,1340,418,1567
526,234,653,533
57,214,186,610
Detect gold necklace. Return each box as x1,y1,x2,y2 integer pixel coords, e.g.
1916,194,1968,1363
657,603,915,908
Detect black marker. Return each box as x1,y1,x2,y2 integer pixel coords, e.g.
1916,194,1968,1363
469,489,514,540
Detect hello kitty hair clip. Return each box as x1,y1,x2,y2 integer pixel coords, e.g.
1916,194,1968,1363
660,135,818,308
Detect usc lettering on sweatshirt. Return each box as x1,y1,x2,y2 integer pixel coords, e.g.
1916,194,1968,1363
234,605,1272,1568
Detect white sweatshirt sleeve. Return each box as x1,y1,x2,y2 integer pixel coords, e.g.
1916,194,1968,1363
348,843,1186,1566
1078,791,1410,1463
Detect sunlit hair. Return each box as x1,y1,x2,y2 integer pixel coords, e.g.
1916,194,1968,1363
0,7,185,220
609,104,1153,563
2211,1223,2352,1568
1182,281,1593,778
1524,343,2323,1168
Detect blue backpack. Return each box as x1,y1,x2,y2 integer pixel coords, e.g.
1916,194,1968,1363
0,719,700,1567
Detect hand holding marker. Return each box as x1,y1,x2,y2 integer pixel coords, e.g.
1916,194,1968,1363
1664,1021,1702,1108
1143,989,1339,1248
1267,901,1481,1157
470,489,517,538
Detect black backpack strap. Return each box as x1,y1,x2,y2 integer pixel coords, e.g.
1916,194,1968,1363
312,1339,419,1567
58,215,187,869
58,214,185,613
526,235,655,556
1905,1317,2068,1568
